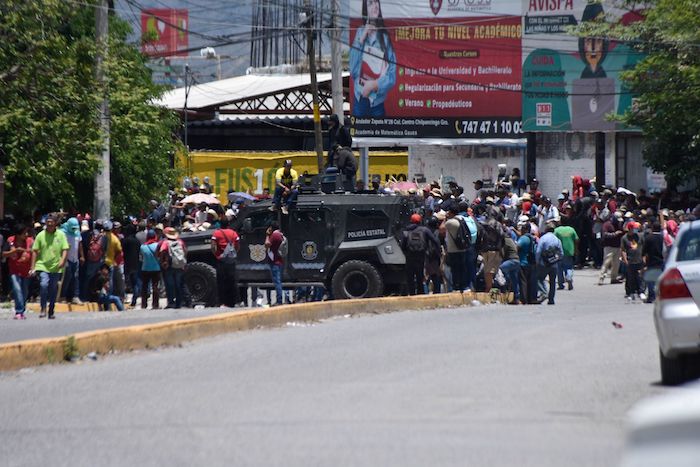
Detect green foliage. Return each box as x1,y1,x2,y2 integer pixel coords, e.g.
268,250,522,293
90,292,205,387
63,335,79,361
0,0,180,216
591,0,700,185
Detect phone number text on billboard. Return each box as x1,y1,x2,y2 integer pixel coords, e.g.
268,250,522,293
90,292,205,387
352,117,523,139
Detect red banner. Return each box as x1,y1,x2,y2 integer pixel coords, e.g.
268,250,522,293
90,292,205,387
141,9,189,57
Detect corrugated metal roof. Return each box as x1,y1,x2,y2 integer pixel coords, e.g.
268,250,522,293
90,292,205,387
155,72,348,111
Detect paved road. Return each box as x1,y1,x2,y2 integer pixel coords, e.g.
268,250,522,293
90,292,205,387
0,270,677,466
0,304,265,344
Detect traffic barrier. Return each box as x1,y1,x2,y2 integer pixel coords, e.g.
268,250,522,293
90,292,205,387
0,290,508,372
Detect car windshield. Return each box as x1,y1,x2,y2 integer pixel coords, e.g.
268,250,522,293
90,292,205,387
676,227,700,262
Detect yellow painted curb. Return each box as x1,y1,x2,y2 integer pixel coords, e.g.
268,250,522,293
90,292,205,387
0,291,509,372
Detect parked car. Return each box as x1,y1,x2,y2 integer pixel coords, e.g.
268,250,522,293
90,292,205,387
654,220,700,385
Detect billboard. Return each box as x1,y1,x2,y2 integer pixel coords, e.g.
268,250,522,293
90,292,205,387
349,0,524,140
521,1,644,131
141,9,189,57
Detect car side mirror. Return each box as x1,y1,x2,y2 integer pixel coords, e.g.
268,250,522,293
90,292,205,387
242,218,252,233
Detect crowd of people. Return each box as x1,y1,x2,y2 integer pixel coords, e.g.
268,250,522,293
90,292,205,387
1,165,698,319
398,172,699,306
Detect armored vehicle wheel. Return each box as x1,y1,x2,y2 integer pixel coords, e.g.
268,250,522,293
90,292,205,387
185,262,218,306
332,260,383,299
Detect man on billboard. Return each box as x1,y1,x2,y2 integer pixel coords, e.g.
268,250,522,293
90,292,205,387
350,0,396,117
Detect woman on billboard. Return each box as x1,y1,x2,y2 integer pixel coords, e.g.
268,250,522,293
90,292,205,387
350,0,396,118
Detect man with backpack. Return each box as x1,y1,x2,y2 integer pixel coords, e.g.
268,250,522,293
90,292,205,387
211,217,240,307
517,222,538,304
478,217,505,292
159,227,187,308
81,220,106,302
458,201,479,290
401,213,440,295
444,205,469,292
536,222,564,305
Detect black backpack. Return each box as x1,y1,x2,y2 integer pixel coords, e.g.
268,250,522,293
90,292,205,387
542,245,562,266
451,217,472,250
479,220,504,252
406,228,427,253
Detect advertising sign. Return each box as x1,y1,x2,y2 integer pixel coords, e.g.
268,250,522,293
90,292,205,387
187,151,408,199
141,9,189,57
349,0,523,139
521,1,644,131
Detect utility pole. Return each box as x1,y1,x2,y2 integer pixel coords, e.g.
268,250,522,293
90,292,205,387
330,0,343,124
304,0,324,173
184,64,192,176
94,0,110,219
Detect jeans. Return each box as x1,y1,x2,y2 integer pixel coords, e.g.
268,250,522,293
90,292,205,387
81,261,101,301
10,274,30,314
270,264,287,305
405,253,425,296
61,260,80,300
557,255,574,287
447,251,467,292
538,265,557,304
464,247,477,290
163,268,185,308
140,270,161,309
520,264,538,304
353,95,385,117
99,293,124,311
500,259,521,302
273,187,299,208
625,263,643,297
39,271,62,315
126,270,142,306
216,260,239,307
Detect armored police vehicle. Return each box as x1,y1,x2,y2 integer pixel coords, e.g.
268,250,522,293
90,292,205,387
181,192,416,305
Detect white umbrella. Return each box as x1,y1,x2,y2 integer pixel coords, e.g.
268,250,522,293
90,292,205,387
181,193,220,205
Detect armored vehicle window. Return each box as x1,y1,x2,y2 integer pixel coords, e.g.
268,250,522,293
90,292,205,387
293,210,325,225
251,211,276,231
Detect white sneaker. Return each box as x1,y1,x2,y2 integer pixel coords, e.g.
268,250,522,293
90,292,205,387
639,292,647,301
281,206,289,215
71,298,83,305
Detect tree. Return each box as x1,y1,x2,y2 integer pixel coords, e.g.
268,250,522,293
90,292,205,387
0,0,180,217
586,1,700,186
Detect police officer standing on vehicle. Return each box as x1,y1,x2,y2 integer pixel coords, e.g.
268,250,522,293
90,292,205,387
401,214,439,295
327,114,352,168
333,144,358,191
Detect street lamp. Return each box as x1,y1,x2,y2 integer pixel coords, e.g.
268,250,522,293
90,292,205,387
183,64,192,175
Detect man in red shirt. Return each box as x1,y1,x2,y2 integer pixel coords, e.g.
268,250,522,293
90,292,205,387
211,217,240,307
2,224,34,319
265,221,287,305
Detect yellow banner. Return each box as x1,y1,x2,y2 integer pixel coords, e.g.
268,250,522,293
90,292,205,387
184,151,408,199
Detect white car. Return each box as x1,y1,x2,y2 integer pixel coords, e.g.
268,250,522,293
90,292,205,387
654,220,700,385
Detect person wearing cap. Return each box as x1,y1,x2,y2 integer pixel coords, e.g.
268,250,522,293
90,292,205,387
30,215,69,319
211,216,241,307
326,114,352,168
122,224,142,308
535,222,563,305
272,159,299,215
2,224,34,319
201,176,213,194
554,218,579,291
400,213,439,295
59,217,84,305
528,178,542,199
536,196,559,233
139,229,162,309
621,221,645,301
444,205,468,292
148,199,166,224
333,144,358,189
159,227,187,308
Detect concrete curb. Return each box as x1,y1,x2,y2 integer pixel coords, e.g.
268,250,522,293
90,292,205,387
0,291,506,372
